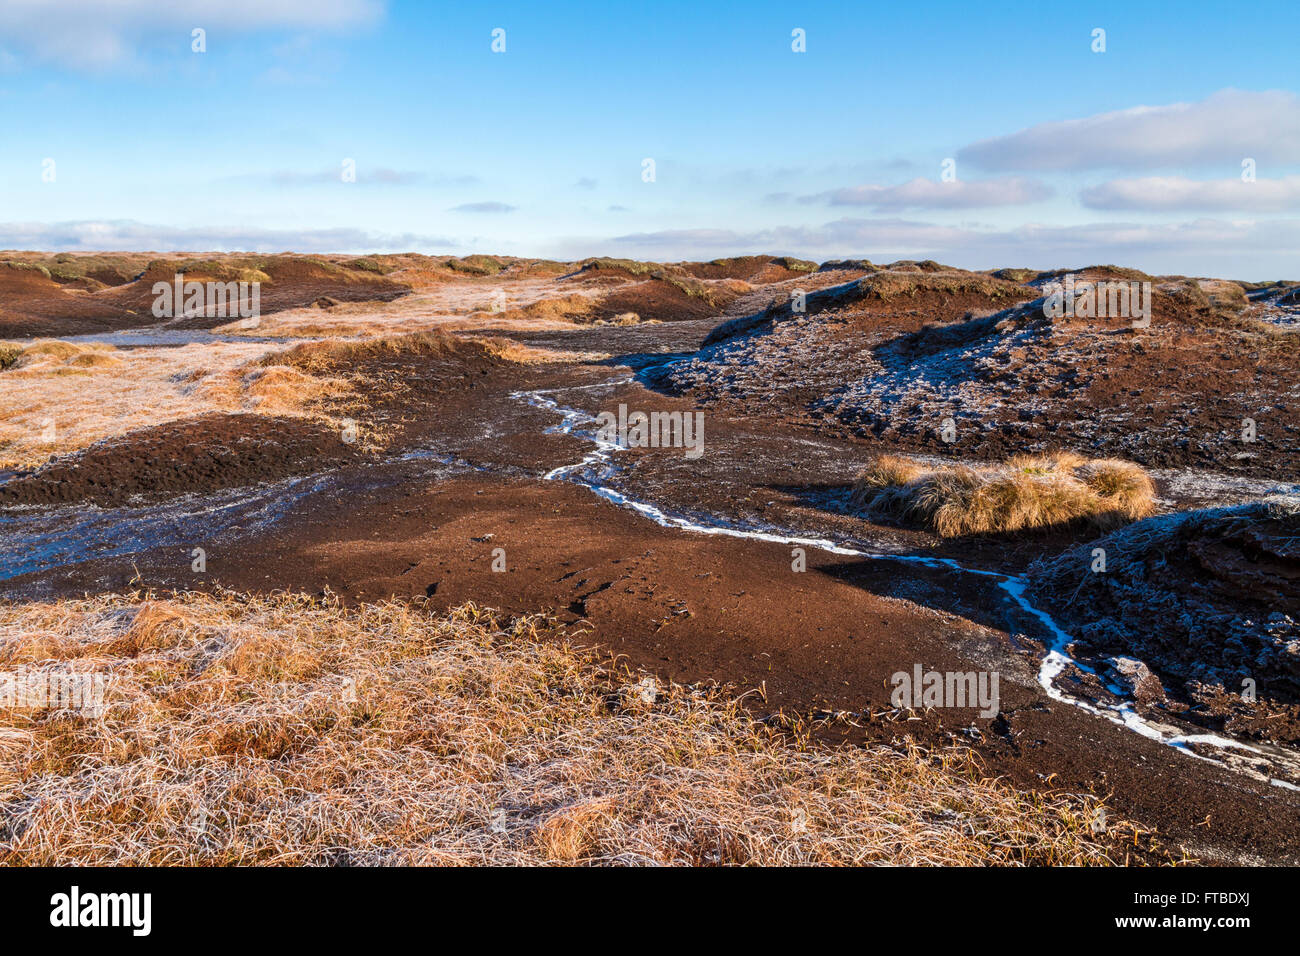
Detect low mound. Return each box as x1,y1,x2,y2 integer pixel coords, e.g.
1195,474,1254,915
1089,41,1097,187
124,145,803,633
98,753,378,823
677,256,817,283
1,254,414,337
702,270,1031,346
100,255,412,330
483,291,597,324
0,414,357,506
852,453,1155,537
592,275,747,323
660,271,1297,478
266,328,471,372
0,263,138,338
0,591,1122,865
0,339,124,373
1028,499,1300,720
1,253,152,287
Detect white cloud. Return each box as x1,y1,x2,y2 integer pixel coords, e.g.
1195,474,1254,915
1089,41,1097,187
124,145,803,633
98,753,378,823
594,217,1300,280
0,219,450,253
815,177,1052,210
1080,175,1300,211
0,0,383,68
5,215,1299,281
959,89,1300,172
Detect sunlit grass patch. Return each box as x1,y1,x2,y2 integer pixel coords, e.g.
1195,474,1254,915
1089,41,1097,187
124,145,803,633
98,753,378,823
0,591,1140,866
853,452,1156,537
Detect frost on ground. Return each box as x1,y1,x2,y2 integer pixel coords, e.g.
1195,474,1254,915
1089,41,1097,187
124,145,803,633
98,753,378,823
0,592,1133,866
1027,499,1300,744
655,270,1299,480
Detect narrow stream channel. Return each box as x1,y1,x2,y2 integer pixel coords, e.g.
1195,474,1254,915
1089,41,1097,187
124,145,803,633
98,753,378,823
514,374,1300,793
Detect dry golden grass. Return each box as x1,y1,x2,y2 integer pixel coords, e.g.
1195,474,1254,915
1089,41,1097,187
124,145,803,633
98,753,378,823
0,339,347,470
270,329,599,372
0,327,595,470
266,328,461,373
469,336,606,364
0,591,1133,866
215,277,598,339
592,311,659,327
853,452,1156,537
476,291,596,324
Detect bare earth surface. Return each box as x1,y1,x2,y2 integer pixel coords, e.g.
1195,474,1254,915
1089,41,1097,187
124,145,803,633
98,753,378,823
3,253,1299,864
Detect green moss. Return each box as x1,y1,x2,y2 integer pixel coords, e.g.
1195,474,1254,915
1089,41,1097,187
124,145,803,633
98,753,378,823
1,260,52,279
348,257,387,274
445,255,505,276
579,257,660,276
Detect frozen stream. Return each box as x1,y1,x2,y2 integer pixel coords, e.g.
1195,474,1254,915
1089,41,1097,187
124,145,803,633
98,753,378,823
513,374,1300,792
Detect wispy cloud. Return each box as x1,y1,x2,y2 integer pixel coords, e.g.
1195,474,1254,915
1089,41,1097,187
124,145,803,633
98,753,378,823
1080,175,1300,211
0,219,451,253
593,216,1300,279
449,202,517,214
811,177,1053,210
959,89,1300,171
0,0,383,69
216,168,476,187
270,167,428,186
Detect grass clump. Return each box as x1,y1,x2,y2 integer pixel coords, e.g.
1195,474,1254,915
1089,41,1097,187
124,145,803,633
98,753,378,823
0,339,124,374
1,260,52,279
579,257,661,277
0,590,1135,865
656,273,737,307
348,257,388,275
853,452,1156,537
444,255,505,276
0,342,23,371
856,271,1029,304
266,330,461,373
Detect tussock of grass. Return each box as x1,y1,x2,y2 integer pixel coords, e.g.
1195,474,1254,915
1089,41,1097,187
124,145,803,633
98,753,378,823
0,259,53,280
443,255,505,276
656,273,742,308
479,292,596,324
467,337,601,364
0,591,1130,866
348,257,388,275
238,366,346,415
853,452,1155,537
267,330,461,373
771,256,818,272
0,339,125,374
10,338,100,362
269,329,586,372
578,257,662,277
857,270,1028,303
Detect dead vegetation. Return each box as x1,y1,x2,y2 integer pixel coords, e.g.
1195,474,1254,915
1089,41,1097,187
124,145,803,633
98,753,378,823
266,329,587,373
0,591,1133,866
0,325,593,471
853,452,1156,537
265,328,463,373
0,338,341,471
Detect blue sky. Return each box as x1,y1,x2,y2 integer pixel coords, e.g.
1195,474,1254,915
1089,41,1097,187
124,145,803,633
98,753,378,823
1,0,1298,277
